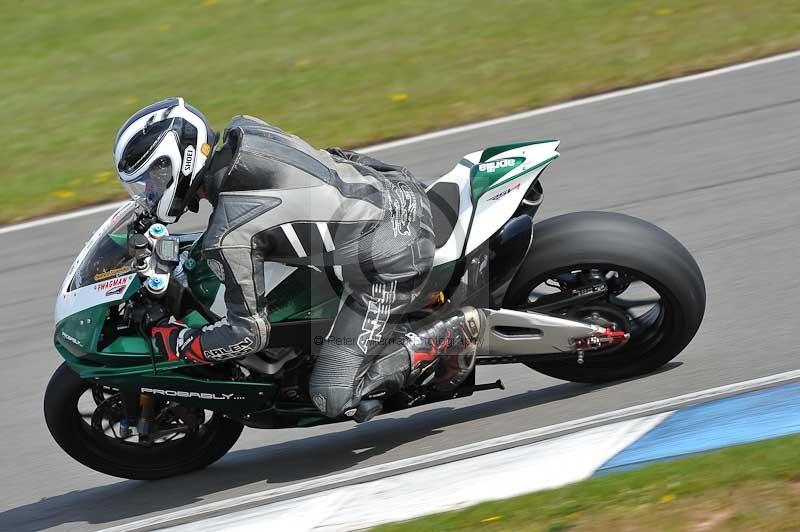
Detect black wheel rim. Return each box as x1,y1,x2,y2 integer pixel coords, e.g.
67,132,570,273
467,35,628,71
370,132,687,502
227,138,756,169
75,382,217,453
507,264,680,367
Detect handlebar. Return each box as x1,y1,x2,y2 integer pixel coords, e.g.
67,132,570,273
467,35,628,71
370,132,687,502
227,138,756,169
124,213,216,333
127,222,181,297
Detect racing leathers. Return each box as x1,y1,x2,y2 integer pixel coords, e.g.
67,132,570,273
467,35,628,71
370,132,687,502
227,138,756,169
170,115,441,418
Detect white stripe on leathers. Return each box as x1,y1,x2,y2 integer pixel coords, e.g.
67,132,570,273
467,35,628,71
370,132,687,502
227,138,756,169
316,222,343,281
281,223,321,272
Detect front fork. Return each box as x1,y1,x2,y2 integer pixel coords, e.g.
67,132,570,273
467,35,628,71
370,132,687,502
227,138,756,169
119,390,156,442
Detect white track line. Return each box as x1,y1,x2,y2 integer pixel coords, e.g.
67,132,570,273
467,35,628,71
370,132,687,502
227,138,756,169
163,414,673,532
3,48,800,237
99,368,800,532
0,201,125,236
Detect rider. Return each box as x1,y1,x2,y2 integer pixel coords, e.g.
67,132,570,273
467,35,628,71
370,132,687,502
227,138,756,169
113,98,482,422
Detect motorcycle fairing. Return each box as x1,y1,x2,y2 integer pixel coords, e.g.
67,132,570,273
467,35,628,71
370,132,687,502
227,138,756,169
426,166,474,267
424,139,558,266
55,201,140,324
464,140,559,255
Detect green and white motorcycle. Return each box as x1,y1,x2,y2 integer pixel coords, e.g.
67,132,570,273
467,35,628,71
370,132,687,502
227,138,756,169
45,140,706,479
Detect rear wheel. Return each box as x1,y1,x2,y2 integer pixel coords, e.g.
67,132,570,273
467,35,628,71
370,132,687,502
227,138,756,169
44,362,243,480
505,211,705,383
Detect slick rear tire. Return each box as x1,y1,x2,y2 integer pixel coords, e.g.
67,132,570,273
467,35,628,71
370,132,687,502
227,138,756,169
505,211,706,384
44,362,244,480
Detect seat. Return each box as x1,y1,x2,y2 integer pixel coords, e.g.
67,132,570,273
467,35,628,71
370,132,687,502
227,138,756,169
426,181,461,248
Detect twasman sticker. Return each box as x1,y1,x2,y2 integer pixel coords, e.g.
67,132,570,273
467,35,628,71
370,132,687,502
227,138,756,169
94,276,129,292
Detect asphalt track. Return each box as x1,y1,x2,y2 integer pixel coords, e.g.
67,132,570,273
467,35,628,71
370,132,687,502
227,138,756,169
2,53,799,531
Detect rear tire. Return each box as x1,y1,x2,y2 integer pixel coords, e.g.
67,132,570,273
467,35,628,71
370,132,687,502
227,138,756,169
505,211,705,383
44,362,244,480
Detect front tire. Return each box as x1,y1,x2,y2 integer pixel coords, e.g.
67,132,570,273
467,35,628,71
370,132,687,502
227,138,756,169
44,363,244,480
505,211,705,383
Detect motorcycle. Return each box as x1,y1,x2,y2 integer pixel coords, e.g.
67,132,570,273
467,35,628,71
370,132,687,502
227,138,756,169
44,139,706,479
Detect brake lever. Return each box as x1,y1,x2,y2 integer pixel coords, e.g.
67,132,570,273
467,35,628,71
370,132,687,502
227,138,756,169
127,291,169,332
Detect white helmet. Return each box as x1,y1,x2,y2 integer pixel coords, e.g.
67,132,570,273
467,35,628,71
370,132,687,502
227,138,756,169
114,97,216,223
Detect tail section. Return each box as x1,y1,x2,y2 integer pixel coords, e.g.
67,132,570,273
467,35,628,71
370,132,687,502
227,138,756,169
465,139,560,200
464,140,559,254
426,139,559,265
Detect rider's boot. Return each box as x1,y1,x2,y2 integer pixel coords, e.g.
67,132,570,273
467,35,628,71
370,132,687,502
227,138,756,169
349,343,409,423
350,307,483,423
405,307,483,391
352,399,383,423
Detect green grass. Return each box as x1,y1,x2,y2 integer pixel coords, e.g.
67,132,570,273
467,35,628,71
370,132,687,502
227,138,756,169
2,0,800,223
374,434,800,531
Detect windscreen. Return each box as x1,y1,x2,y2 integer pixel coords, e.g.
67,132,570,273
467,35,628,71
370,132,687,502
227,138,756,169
68,204,138,290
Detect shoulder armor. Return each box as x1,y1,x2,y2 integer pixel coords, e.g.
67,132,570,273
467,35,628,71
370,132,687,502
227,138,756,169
220,116,328,191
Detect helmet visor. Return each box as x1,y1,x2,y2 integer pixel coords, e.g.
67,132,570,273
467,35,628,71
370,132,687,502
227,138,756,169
117,119,174,175
122,156,175,211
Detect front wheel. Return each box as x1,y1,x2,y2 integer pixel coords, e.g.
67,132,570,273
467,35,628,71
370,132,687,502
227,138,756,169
505,211,706,383
44,363,244,480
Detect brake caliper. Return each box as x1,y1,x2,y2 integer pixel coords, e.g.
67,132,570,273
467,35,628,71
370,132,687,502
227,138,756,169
574,327,630,350
572,327,630,364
